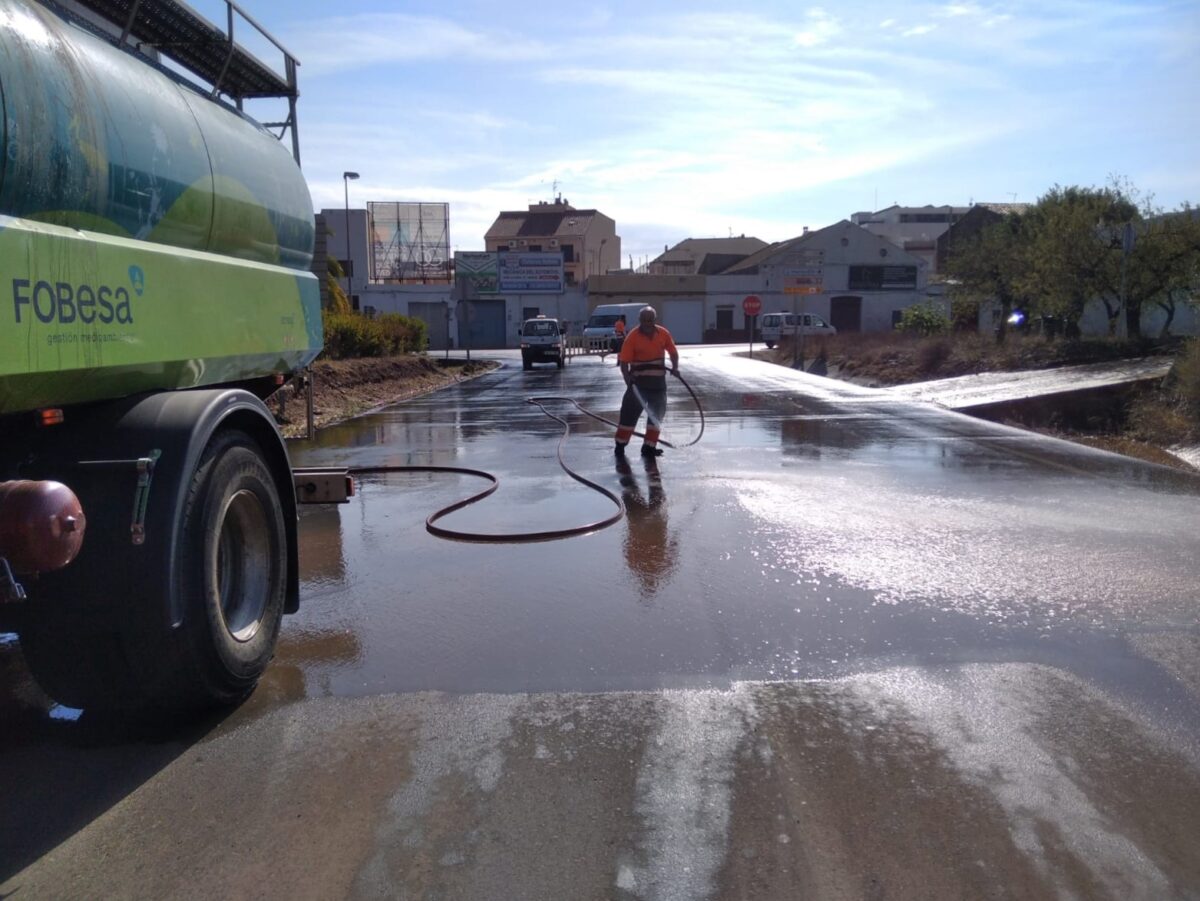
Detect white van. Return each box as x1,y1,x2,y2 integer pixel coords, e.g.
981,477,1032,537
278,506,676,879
760,312,837,349
520,315,565,370
583,303,647,340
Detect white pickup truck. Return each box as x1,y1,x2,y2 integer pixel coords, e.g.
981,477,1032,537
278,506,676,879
760,312,837,349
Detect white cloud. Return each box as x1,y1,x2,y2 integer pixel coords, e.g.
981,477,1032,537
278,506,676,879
793,8,842,48
282,14,550,73
284,2,1197,260
940,2,984,16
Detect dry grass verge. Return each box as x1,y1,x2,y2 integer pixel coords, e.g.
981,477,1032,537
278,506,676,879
272,356,497,438
774,332,1178,386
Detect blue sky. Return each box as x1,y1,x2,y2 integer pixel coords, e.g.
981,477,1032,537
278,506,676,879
213,0,1198,265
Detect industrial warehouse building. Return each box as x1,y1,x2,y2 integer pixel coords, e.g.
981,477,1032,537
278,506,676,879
589,221,941,342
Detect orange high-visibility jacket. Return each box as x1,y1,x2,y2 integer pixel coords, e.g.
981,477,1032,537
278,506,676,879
619,325,677,375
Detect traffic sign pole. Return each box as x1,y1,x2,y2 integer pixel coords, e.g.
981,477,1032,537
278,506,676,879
743,295,762,359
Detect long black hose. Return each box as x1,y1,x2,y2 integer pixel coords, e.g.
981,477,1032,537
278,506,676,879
345,371,704,543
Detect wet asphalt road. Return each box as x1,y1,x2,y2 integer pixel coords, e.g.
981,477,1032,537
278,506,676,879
4,346,1200,899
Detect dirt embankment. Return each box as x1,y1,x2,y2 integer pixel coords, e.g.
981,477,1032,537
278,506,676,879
272,356,496,438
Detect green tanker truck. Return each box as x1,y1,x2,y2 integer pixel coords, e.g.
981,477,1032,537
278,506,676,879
0,0,335,713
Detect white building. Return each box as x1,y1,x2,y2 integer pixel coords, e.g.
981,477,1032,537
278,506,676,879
851,204,972,273
713,220,938,333
588,221,939,340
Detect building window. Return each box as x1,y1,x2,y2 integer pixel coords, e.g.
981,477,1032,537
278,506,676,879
715,308,734,330
566,272,577,286
847,265,917,290
900,213,953,224
529,244,542,252
337,259,354,277
561,244,575,262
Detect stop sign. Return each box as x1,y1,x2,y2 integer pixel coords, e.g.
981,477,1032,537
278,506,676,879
743,295,762,316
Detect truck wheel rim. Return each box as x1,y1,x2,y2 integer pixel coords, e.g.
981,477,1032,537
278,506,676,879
215,489,271,642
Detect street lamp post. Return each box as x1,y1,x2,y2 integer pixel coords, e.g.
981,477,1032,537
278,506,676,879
343,171,360,307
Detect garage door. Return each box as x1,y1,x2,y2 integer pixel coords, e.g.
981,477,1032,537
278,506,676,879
830,296,862,333
458,299,506,349
662,300,704,344
409,301,449,350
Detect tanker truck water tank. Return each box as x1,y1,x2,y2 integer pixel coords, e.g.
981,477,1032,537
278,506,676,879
0,0,315,270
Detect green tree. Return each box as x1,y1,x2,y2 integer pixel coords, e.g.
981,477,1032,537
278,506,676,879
326,256,352,315
1119,204,1200,338
944,211,1027,343
1022,184,1136,335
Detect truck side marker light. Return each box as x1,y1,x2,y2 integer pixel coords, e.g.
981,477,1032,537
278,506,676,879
37,408,65,427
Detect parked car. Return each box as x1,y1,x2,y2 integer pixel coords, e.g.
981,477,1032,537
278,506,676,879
760,312,837,349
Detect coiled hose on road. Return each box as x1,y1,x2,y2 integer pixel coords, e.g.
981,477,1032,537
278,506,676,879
344,371,706,543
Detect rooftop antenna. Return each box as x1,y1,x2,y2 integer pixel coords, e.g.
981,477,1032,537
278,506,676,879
1008,192,1018,203
552,179,560,202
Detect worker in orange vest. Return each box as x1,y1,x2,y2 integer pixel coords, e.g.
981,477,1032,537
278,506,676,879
614,307,679,458
611,315,627,353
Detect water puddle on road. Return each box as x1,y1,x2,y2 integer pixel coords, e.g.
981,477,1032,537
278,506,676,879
271,359,1200,711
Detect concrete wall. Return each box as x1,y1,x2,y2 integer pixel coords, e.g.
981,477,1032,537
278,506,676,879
979,296,1200,337
704,277,946,335
358,284,588,349
1078,298,1200,337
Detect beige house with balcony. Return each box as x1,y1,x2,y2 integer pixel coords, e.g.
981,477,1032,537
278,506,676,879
484,198,620,287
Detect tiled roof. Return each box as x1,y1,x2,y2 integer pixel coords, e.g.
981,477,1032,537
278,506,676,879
486,210,599,240
651,236,768,264
718,243,788,274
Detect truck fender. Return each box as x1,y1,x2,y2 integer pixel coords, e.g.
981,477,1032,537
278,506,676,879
33,389,300,622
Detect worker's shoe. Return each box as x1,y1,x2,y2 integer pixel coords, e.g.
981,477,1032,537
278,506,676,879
614,442,628,457
641,445,664,457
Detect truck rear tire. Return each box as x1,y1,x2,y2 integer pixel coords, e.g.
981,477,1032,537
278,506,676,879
17,430,286,713
176,429,287,704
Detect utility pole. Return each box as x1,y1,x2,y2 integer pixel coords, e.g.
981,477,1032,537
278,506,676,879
1118,222,1134,339
343,170,360,306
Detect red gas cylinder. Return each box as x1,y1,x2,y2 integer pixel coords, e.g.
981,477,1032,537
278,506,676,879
0,480,86,574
